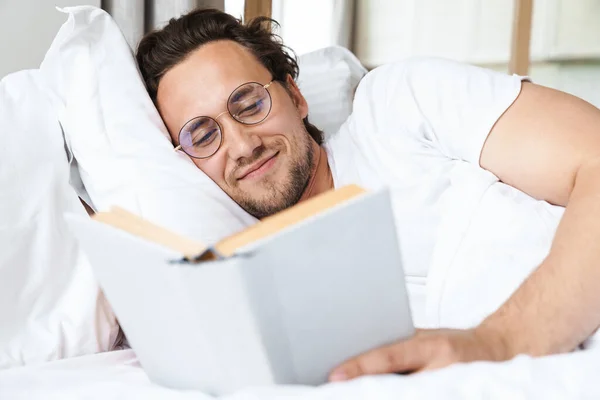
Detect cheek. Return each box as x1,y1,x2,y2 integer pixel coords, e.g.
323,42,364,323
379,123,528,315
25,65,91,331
192,156,227,185
261,114,303,146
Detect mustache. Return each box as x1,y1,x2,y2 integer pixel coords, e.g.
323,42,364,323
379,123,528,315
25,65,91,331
229,144,272,184
236,145,269,170
229,139,286,183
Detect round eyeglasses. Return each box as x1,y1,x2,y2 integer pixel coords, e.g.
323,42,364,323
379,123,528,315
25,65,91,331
174,80,274,159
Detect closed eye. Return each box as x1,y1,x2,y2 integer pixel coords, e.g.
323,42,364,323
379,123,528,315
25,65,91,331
193,129,218,146
238,99,263,116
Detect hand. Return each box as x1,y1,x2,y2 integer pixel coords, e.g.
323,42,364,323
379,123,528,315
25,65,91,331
328,327,509,382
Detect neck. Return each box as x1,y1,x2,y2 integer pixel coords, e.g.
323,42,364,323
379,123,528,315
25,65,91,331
299,142,334,202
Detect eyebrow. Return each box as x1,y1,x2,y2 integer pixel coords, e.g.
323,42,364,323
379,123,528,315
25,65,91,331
230,85,254,103
189,118,209,130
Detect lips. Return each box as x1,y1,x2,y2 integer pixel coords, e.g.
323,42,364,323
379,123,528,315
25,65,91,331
237,152,278,180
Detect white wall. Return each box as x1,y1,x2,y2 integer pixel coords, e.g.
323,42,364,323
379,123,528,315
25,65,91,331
0,0,100,79
354,0,600,67
225,0,352,56
224,0,244,19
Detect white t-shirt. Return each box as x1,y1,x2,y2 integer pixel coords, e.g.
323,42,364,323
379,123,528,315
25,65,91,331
324,57,563,327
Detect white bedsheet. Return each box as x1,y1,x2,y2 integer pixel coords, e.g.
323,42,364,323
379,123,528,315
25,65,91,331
1,348,598,399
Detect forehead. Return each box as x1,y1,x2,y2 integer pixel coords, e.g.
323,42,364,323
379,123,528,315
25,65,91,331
157,40,271,131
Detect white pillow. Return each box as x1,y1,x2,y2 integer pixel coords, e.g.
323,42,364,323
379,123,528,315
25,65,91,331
40,6,257,243
296,45,367,139
0,69,117,368
39,6,366,243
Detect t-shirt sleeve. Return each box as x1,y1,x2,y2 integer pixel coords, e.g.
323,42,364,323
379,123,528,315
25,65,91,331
354,57,526,165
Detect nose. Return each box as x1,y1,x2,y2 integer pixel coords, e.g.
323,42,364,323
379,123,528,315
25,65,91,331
219,114,262,161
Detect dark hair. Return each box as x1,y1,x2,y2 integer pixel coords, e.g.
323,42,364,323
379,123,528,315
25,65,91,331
136,8,323,144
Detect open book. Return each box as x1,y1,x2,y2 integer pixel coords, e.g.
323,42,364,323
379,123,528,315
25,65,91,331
66,185,414,395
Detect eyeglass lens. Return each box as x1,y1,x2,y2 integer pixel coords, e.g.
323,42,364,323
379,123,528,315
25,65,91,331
178,81,272,159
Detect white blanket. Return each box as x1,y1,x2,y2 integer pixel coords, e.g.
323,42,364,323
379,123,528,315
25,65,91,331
1,348,598,399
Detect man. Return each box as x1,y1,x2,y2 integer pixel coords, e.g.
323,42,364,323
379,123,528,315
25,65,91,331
136,8,600,381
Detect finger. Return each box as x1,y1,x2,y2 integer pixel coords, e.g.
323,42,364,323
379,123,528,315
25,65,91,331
329,339,428,382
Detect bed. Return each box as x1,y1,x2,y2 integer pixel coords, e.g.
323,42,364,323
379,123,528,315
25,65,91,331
2,1,599,399
2,347,599,399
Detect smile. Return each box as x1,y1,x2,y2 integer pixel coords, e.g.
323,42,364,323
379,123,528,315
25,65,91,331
237,152,279,181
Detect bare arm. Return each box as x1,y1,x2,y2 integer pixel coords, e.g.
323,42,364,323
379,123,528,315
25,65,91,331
478,82,600,356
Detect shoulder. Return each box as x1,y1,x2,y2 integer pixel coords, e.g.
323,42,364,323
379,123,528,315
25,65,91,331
358,56,516,96
350,57,467,125
352,57,480,118
353,57,524,122
359,57,471,87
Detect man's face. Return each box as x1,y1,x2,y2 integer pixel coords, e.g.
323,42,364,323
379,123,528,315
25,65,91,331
157,40,316,218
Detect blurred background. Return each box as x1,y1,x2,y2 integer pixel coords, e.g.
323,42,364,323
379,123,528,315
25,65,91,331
1,0,599,107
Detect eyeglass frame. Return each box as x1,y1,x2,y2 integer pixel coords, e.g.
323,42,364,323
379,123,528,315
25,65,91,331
173,79,275,159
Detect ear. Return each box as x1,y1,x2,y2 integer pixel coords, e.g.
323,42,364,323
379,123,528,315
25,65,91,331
285,74,309,119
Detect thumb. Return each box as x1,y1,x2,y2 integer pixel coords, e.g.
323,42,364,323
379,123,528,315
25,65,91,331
328,338,428,382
